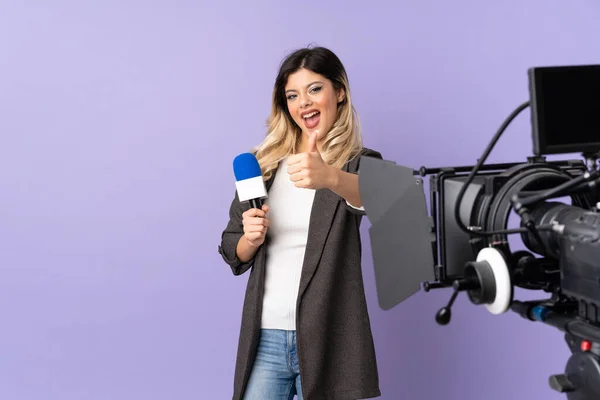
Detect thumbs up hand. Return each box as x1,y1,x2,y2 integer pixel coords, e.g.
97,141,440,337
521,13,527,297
287,131,336,190
306,129,319,153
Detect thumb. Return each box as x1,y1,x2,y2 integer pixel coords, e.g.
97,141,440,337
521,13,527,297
308,130,319,153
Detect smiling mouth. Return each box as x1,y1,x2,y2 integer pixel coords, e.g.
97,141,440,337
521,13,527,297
302,110,320,129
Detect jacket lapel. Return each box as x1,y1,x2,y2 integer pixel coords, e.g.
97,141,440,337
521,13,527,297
297,160,354,299
297,187,340,301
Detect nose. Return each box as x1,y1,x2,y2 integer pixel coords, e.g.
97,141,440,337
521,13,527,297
300,96,312,108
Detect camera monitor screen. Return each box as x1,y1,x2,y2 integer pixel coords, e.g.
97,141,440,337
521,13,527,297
529,64,600,156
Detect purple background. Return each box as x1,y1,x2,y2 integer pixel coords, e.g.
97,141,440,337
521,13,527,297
2,1,600,399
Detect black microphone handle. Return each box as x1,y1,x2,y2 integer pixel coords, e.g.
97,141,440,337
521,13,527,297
249,198,263,210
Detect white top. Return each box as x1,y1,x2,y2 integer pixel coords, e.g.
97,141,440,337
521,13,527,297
261,158,316,330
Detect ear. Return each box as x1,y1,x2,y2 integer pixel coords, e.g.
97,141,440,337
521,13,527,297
337,87,346,103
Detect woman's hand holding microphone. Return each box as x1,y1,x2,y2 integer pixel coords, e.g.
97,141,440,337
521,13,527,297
236,204,270,262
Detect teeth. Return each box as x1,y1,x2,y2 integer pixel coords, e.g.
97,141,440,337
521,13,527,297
303,111,319,119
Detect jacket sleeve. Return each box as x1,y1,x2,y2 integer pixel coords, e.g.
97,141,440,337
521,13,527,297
217,190,255,276
344,147,383,216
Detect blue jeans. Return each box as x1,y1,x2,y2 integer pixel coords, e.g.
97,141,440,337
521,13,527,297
242,329,303,400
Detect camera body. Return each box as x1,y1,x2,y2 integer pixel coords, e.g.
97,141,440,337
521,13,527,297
421,152,600,400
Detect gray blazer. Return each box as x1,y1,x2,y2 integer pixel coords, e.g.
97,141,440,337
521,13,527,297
218,147,382,400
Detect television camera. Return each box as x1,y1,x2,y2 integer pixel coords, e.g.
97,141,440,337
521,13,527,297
358,64,600,400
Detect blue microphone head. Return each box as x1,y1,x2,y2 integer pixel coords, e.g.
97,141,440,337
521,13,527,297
233,152,263,181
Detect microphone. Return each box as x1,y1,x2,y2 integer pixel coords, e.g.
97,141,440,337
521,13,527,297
233,152,268,209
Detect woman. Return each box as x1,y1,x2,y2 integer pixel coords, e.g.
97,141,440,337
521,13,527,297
218,46,382,400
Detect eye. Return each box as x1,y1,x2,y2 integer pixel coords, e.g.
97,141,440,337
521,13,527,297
286,94,297,100
310,86,322,94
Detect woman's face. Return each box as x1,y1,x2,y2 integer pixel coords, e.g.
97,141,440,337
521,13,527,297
284,68,344,142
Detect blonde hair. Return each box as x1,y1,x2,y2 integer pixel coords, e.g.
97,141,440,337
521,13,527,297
252,47,363,181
